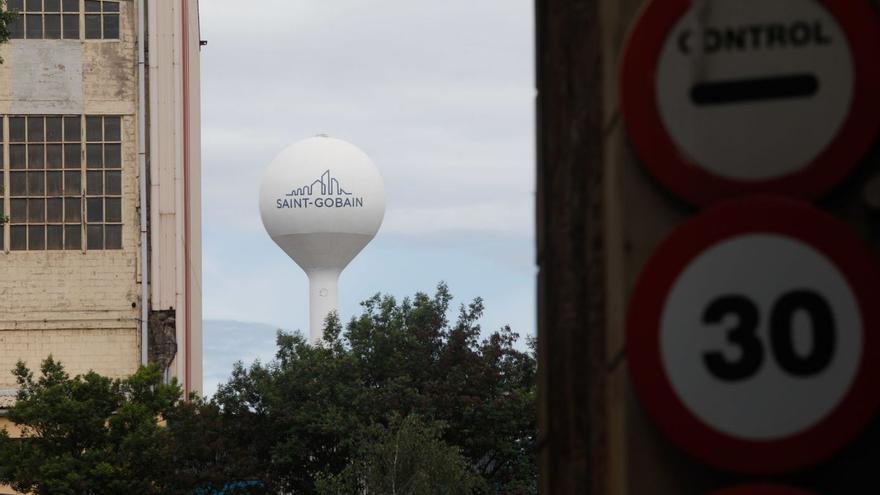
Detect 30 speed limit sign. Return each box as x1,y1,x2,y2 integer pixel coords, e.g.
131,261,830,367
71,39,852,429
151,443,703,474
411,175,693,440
627,198,880,474
620,0,880,205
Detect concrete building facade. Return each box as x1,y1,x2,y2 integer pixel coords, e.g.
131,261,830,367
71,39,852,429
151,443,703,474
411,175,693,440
0,0,202,408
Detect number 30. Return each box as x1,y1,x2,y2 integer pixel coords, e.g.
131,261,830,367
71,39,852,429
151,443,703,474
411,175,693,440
703,290,835,381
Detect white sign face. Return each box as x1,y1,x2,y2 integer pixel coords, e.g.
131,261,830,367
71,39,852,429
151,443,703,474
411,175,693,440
620,0,880,205
656,0,853,181
626,199,880,473
661,234,861,440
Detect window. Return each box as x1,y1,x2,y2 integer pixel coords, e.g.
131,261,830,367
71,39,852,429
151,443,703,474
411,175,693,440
84,116,122,250
84,0,118,39
5,0,120,40
2,115,123,251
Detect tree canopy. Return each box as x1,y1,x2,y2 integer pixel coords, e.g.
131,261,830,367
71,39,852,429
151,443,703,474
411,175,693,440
0,284,536,494
0,5,17,64
214,283,537,493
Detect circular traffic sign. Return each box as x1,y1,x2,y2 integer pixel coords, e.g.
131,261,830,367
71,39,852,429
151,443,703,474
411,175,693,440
710,486,815,495
620,0,880,205
627,198,880,474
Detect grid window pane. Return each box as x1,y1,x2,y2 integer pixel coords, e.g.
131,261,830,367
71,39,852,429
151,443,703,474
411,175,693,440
64,116,80,141
47,171,63,195
104,117,121,141
47,225,63,250
28,171,44,195
9,118,26,142
26,0,42,11
64,225,81,249
7,16,23,39
27,117,44,142
10,172,27,196
11,226,27,251
84,0,100,12
47,198,63,222
87,225,103,249
86,197,103,222
105,224,121,249
28,198,45,222
102,13,118,39
105,197,120,222
64,171,81,195
61,0,77,12
103,1,119,13
62,13,78,38
28,225,45,250
45,0,60,11
8,0,24,11
46,144,63,168
10,145,27,169
104,143,120,168
86,171,103,194
28,144,45,168
87,144,102,168
25,14,43,39
105,170,121,195
64,143,81,168
46,117,62,141
84,14,100,39
45,13,60,38
86,117,102,142
7,15,24,38
65,198,81,222
10,200,27,223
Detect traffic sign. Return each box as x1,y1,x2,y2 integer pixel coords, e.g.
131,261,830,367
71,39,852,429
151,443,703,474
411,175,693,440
711,486,814,495
627,198,880,474
620,0,880,205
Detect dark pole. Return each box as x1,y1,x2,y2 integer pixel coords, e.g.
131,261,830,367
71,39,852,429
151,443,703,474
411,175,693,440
535,0,606,493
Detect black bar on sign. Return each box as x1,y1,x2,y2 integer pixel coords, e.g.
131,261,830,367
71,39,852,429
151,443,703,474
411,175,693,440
690,74,819,105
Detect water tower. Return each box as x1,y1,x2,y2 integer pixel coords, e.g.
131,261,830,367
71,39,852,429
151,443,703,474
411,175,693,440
259,136,385,342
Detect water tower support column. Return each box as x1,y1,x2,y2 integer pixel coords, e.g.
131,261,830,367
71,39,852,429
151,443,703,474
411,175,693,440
308,268,340,342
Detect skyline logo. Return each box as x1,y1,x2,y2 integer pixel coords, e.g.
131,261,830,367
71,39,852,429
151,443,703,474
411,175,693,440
276,170,365,209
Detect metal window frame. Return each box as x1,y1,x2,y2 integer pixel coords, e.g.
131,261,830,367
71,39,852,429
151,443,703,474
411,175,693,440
4,0,123,41
1,114,124,253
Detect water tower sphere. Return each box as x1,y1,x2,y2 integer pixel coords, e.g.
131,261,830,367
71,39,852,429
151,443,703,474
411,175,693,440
259,136,385,341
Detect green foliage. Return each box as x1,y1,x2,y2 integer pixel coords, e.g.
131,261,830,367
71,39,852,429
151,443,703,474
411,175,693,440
0,285,536,494
0,358,181,495
0,4,18,64
214,283,537,493
316,414,485,495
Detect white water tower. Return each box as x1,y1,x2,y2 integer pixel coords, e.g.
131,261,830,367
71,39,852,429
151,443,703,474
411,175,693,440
259,136,385,342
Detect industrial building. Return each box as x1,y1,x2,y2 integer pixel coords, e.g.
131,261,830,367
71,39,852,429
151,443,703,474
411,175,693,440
0,0,202,422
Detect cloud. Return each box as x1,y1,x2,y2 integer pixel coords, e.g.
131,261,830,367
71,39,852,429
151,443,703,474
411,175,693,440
199,0,534,238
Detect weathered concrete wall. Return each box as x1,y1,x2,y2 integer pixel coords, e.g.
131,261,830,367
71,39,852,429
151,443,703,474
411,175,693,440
0,1,141,387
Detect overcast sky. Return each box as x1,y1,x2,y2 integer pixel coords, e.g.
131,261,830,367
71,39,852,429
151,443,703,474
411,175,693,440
199,1,535,391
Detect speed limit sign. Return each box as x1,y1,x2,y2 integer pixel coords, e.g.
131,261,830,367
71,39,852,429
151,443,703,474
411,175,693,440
627,198,880,474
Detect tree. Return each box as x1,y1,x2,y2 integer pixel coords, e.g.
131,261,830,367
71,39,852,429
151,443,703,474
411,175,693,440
214,283,537,493
0,285,536,494
0,2,17,64
0,358,180,494
316,414,485,495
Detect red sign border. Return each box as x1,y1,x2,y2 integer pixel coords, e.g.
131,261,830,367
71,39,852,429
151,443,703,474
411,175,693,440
620,0,880,206
627,198,880,474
